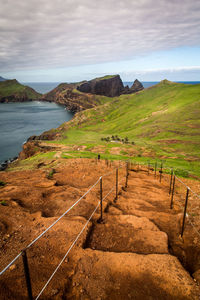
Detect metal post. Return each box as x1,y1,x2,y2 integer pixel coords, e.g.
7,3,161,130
154,161,157,177
169,168,173,195
170,175,176,209
100,177,103,222
160,162,163,183
22,250,33,300
115,168,118,201
148,161,150,175
181,188,189,237
125,162,128,188
98,154,100,161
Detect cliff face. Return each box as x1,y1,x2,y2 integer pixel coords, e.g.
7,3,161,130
43,84,97,112
0,79,41,102
77,75,124,97
43,75,144,112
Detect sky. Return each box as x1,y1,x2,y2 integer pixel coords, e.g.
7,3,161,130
0,0,200,82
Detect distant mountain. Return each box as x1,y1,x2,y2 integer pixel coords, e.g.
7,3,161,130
0,79,41,102
0,76,7,82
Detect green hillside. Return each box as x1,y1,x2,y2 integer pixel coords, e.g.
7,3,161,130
12,80,200,177
0,79,41,101
49,80,199,176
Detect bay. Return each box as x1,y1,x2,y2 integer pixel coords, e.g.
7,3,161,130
0,102,74,163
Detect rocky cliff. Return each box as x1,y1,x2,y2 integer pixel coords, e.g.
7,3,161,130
0,79,41,102
77,75,124,97
42,83,98,112
43,75,144,112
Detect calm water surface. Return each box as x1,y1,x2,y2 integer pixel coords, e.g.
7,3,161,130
0,102,74,163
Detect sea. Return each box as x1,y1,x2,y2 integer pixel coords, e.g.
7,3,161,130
0,81,199,165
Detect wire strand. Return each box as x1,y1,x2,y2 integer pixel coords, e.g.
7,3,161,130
35,201,100,300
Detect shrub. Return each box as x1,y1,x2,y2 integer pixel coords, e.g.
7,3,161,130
47,169,56,179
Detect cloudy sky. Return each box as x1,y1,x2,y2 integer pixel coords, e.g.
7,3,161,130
0,0,200,82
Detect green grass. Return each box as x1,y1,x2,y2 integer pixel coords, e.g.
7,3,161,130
51,80,200,177
0,79,41,100
9,80,200,178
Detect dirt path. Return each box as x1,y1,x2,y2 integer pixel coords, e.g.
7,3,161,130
0,160,199,299
66,169,200,300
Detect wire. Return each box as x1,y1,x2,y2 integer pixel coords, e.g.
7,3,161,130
35,201,100,300
26,178,100,250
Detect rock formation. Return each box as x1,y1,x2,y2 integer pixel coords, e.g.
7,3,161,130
42,75,144,112
77,75,124,97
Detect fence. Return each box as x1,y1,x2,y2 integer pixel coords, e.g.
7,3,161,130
0,158,200,299
0,159,127,299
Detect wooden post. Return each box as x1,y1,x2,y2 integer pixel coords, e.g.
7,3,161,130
148,161,150,175
125,162,128,188
154,161,157,177
170,175,176,209
100,177,103,222
181,188,189,237
159,162,163,183
169,168,173,195
115,168,118,201
22,250,33,300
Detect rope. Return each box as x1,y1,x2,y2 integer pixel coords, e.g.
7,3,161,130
35,201,100,300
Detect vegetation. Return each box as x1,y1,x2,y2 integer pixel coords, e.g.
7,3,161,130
0,180,6,187
101,135,135,144
0,200,8,206
51,80,200,177
8,80,200,178
0,79,41,100
47,168,56,179
94,75,117,81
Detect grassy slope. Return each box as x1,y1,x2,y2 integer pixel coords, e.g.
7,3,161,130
12,80,200,177
0,80,41,99
52,80,200,176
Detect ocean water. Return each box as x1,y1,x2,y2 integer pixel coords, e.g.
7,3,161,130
0,102,74,163
124,81,200,88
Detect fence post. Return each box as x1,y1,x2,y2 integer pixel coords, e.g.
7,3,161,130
100,177,103,222
170,175,176,209
169,168,173,195
181,188,189,237
159,162,163,183
125,162,128,188
115,168,118,201
22,250,33,300
148,161,150,175
154,161,157,178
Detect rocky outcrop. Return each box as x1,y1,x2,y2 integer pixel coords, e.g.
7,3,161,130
42,75,144,112
77,75,124,97
43,86,97,113
129,79,144,93
0,79,41,102
121,79,144,94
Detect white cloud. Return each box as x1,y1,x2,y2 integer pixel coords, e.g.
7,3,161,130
0,0,200,71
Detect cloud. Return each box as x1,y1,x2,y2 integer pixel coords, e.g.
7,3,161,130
0,0,200,71
120,66,200,81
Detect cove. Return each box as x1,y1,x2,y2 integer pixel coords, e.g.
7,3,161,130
0,101,74,164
